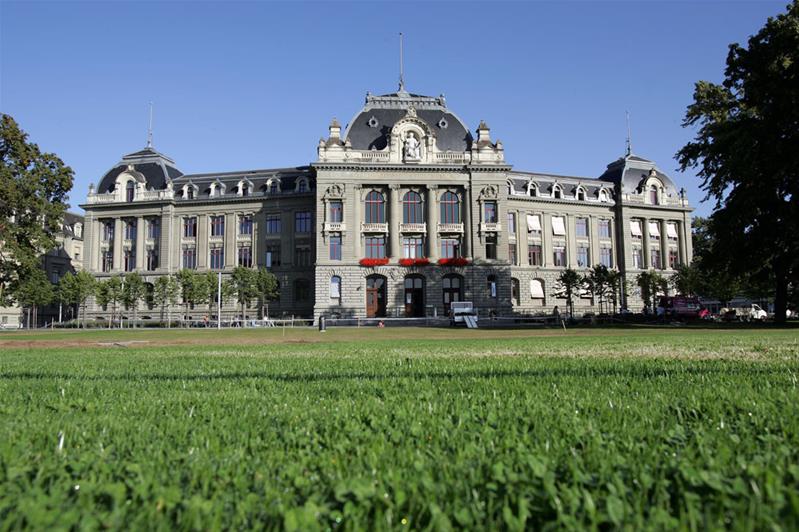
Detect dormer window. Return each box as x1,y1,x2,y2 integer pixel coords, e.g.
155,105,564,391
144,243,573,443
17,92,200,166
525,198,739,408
599,189,609,202
238,180,253,197
649,185,659,205
576,188,586,201
297,178,308,193
126,181,135,202
552,185,562,199
267,179,281,194
528,184,537,197
187,187,194,200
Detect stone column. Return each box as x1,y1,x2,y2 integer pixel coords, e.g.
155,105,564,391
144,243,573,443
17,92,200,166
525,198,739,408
225,213,236,268
589,216,600,267
567,215,577,268
160,211,171,272
389,185,401,259
135,216,145,270
463,186,472,259
352,185,362,259
515,210,524,266
197,215,208,269
112,218,123,271
661,219,669,270
542,214,553,268
426,185,438,260
642,217,651,269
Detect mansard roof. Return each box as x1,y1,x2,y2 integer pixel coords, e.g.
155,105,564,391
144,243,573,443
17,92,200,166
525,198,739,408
344,91,473,152
598,153,679,196
97,146,183,194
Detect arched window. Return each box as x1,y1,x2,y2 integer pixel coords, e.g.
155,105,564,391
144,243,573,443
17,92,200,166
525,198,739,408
649,185,659,205
185,186,195,200
297,179,308,193
577,188,586,201
402,191,423,224
365,190,385,223
439,191,460,224
126,181,135,202
552,185,562,200
442,274,463,311
511,278,520,305
528,184,537,197
599,189,608,202
329,276,341,300
268,180,280,194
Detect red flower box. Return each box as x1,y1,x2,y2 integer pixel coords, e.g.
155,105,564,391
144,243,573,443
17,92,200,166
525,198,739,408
359,258,389,267
399,258,430,267
438,257,470,266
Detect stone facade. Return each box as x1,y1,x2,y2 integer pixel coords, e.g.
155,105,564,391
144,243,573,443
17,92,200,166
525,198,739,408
80,86,692,323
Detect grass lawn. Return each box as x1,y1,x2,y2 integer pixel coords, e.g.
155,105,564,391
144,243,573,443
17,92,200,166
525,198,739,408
1,327,798,529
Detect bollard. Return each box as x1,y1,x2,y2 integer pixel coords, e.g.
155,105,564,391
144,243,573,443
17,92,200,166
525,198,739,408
318,315,326,332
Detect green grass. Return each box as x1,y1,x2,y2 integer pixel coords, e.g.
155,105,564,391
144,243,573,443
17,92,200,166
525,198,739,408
1,328,799,530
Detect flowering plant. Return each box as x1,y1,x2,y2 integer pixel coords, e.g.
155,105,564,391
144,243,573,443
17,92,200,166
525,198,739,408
438,257,470,266
399,258,430,267
359,258,389,267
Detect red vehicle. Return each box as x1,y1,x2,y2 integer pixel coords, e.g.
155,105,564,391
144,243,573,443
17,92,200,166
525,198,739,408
657,296,701,319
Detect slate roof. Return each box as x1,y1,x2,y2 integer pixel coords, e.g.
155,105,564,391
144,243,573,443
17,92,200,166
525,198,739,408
172,167,313,199
598,153,678,196
97,147,183,194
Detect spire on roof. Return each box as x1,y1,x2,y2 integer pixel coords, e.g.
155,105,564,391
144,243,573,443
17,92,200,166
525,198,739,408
146,102,154,148
625,110,632,157
397,32,409,97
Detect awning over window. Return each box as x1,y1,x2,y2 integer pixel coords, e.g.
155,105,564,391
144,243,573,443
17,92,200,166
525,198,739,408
667,223,679,239
630,220,642,237
649,222,661,237
526,214,541,232
530,279,545,298
551,216,566,236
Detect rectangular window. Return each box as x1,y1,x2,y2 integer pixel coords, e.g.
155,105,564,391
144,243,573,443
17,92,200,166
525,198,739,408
485,234,497,259
484,201,497,223
182,247,196,269
124,249,135,272
528,244,542,266
576,217,588,238
630,220,643,239
553,246,566,267
329,234,342,260
507,212,516,234
238,246,252,267
403,237,424,259
488,277,497,298
239,215,253,235
265,214,282,234
526,214,542,235
265,244,281,267
124,220,137,241
577,246,589,268
103,222,115,242
632,247,643,269
669,249,679,269
295,211,312,233
667,223,679,240
295,246,312,266
365,236,386,259
600,247,613,268
183,217,197,238
440,238,460,259
598,220,611,239
649,221,661,240
147,219,160,239
210,216,225,237
551,216,566,236
102,250,113,272
210,247,224,270
146,249,158,271
509,244,517,265
328,201,343,223
651,248,662,269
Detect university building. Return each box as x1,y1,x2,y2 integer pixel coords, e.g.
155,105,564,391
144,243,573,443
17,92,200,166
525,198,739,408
81,85,692,322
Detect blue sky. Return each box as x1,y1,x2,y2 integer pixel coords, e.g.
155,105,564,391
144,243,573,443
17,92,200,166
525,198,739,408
0,1,786,216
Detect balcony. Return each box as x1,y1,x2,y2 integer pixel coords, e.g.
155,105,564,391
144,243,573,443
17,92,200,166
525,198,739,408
324,222,346,233
437,223,464,233
361,222,388,233
400,223,427,234
480,222,502,233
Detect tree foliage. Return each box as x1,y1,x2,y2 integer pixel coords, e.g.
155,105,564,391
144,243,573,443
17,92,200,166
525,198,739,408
12,267,53,327
153,275,179,326
96,277,124,328
556,268,582,318
122,272,146,326
0,114,74,297
58,270,95,328
255,267,279,319
676,1,799,321
636,270,668,312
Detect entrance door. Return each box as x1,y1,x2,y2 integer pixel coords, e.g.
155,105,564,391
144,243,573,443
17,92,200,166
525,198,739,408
442,274,463,313
366,275,386,318
404,275,425,317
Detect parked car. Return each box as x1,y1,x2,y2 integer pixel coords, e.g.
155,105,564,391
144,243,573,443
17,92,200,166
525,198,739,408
720,304,768,322
657,296,701,319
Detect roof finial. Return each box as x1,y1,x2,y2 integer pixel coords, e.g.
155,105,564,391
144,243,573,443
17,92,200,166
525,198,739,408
398,32,406,93
146,102,154,148
625,110,632,157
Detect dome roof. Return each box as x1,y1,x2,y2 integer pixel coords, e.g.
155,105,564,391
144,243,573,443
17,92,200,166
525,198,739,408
598,153,678,197
96,147,183,193
344,91,473,152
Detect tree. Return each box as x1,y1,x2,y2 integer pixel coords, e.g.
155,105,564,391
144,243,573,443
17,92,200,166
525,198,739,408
153,275,179,327
606,269,623,314
230,266,258,324
201,271,233,324
175,269,199,326
58,271,95,328
671,264,704,297
96,276,123,328
0,114,73,296
122,272,147,327
255,267,279,319
12,267,53,328
556,268,582,318
676,1,799,322
585,265,611,314
636,270,668,313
